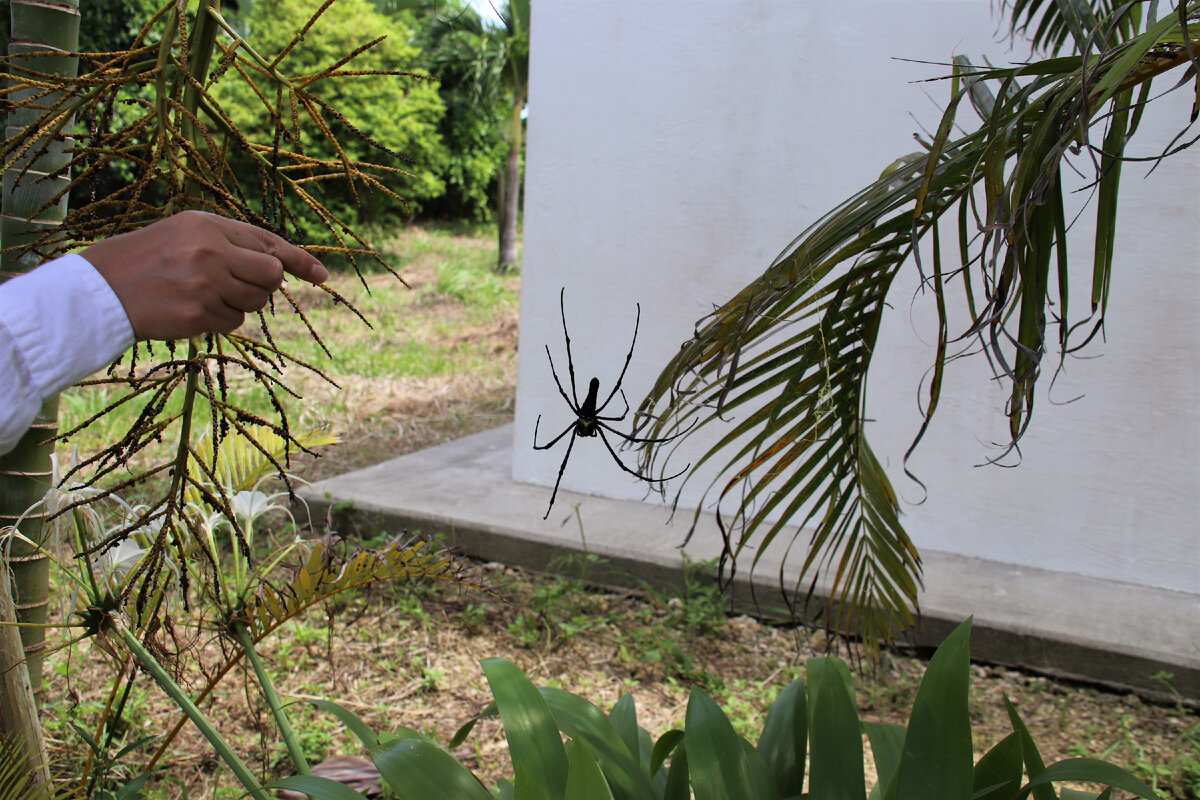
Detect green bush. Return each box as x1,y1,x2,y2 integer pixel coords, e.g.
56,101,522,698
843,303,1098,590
282,618,1163,800
215,0,450,237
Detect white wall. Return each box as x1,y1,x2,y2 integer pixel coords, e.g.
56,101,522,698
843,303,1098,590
513,0,1200,596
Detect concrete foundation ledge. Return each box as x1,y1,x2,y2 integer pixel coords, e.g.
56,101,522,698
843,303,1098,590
300,424,1200,704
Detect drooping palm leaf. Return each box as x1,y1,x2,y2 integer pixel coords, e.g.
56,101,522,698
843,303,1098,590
635,1,1200,643
1000,0,1139,54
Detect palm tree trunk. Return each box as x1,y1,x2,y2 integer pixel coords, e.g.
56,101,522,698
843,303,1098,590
1,0,80,715
497,87,524,273
0,565,50,794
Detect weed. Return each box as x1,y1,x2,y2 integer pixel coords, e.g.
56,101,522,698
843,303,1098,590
658,556,726,636
459,603,488,633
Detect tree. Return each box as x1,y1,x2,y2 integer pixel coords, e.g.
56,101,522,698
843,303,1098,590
404,0,506,222
635,0,1200,646
420,0,528,269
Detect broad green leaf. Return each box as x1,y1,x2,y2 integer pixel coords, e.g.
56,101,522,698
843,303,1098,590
1060,790,1111,800
973,732,1023,800
863,722,905,800
1004,697,1055,800
636,728,657,784
663,742,690,800
650,730,684,777
892,618,973,800
685,687,780,800
307,699,380,749
540,686,659,800
514,762,553,800
806,658,865,800
449,701,499,748
609,694,641,766
377,725,428,745
269,775,369,800
483,658,569,800
371,738,492,800
757,677,808,797
566,740,617,800
1020,759,1159,800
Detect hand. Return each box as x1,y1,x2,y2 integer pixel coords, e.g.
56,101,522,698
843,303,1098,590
83,210,330,341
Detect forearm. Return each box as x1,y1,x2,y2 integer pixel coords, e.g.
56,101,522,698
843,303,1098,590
0,255,135,455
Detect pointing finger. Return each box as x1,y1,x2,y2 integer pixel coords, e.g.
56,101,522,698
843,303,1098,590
201,212,330,284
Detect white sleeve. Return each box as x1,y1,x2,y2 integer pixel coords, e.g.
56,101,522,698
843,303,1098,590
0,254,136,455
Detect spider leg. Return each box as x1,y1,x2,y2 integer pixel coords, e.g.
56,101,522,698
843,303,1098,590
533,415,579,451
596,415,698,446
595,427,691,484
595,388,630,422
557,287,583,409
542,428,578,519
544,345,582,416
595,302,640,415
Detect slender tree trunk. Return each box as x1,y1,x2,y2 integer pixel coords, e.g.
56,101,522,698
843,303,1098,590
0,566,51,795
496,87,524,273
0,0,80,717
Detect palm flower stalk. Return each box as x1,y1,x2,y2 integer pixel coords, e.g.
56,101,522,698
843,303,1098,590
0,0,428,635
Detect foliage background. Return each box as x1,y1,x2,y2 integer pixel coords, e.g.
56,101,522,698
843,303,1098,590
0,0,512,236
213,0,449,234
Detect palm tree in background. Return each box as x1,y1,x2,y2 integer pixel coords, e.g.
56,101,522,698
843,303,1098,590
636,0,1200,647
421,0,529,271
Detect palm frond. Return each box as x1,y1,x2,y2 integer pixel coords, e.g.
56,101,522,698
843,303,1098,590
240,537,462,639
0,735,53,800
1000,0,1145,54
636,3,1200,644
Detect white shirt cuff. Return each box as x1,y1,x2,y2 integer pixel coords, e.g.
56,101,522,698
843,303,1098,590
0,253,135,396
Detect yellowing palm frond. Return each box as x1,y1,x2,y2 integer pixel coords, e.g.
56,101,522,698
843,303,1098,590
240,537,462,640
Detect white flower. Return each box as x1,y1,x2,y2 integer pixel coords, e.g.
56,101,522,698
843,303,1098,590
94,537,147,586
230,489,280,531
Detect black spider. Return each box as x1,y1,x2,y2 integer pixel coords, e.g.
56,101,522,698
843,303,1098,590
534,288,691,519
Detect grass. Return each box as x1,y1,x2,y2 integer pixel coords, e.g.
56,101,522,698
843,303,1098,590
37,223,1200,799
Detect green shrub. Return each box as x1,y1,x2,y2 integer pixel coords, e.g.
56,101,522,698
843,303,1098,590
433,256,512,305
214,0,450,239
285,618,1163,800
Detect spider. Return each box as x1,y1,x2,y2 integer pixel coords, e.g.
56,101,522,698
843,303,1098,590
534,288,692,519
